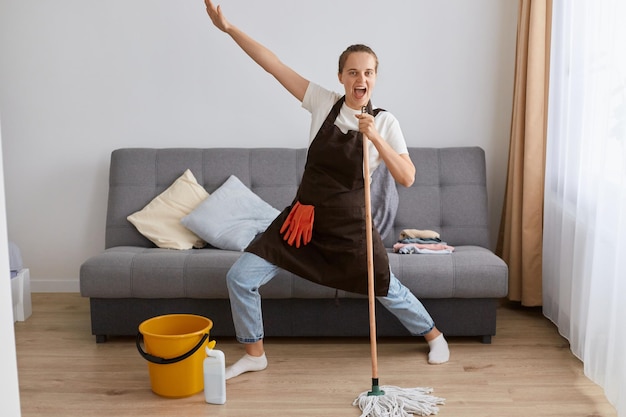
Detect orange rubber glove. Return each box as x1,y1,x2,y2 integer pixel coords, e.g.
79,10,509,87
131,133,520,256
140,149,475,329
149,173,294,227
279,201,315,248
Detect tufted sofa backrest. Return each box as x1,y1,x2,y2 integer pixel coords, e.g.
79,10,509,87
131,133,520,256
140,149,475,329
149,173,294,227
105,147,489,249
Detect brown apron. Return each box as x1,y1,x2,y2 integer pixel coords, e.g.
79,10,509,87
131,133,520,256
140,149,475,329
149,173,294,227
246,97,391,296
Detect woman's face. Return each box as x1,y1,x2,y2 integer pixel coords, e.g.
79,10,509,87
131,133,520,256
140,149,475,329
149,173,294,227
338,51,377,110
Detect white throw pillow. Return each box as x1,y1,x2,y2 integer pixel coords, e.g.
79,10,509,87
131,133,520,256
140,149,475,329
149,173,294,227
181,175,280,251
127,169,209,249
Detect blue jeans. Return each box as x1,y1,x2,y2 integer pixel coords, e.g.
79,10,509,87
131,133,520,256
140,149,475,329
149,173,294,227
226,252,435,343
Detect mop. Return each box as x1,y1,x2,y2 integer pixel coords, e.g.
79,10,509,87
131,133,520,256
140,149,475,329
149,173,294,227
352,107,445,417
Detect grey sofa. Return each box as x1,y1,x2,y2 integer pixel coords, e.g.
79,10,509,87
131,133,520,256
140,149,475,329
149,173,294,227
80,147,508,343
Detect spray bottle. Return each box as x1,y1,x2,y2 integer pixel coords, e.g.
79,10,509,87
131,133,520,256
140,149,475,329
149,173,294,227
204,341,226,404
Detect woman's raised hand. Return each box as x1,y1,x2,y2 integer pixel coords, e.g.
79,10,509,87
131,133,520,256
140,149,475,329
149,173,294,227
205,0,231,33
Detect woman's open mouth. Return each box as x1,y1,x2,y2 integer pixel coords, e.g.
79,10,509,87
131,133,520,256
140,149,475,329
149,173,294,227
354,87,367,99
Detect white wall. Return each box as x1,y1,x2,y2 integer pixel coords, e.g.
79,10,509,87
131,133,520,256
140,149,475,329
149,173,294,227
0,0,518,291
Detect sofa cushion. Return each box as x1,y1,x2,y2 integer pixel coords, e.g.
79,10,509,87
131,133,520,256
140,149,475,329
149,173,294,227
181,175,280,251
126,169,208,250
79,246,508,300
387,246,508,298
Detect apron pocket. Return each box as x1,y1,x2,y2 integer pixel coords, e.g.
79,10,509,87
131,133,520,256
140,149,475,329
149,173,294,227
313,206,366,250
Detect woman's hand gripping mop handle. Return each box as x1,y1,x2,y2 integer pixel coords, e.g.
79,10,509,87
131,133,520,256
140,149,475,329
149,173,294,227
361,106,384,396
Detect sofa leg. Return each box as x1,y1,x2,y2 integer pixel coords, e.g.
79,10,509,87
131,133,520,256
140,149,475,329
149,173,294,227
481,335,492,344
95,334,107,344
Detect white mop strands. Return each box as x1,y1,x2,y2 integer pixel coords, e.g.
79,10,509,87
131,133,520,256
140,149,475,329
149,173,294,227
352,385,445,417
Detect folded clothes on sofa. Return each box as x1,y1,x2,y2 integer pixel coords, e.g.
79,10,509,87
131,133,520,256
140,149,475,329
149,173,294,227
393,242,455,254
399,229,441,240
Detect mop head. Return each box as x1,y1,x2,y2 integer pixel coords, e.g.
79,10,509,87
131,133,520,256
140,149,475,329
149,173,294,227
353,385,445,417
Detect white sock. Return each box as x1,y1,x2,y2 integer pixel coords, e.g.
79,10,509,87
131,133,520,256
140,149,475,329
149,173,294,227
427,334,450,364
225,353,268,380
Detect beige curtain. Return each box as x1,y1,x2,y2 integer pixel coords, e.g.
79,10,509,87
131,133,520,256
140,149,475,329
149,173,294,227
496,0,552,306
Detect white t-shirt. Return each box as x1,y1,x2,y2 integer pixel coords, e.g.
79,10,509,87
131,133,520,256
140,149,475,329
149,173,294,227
301,82,409,174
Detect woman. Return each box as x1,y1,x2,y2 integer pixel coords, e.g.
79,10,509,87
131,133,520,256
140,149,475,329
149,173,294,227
204,0,450,380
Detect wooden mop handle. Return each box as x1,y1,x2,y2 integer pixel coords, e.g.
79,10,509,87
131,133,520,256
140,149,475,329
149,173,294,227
361,106,379,382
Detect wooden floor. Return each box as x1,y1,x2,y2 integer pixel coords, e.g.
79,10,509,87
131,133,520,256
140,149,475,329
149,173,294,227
14,293,616,417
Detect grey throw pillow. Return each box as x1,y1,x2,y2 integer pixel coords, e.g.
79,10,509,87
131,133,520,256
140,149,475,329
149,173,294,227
181,175,279,251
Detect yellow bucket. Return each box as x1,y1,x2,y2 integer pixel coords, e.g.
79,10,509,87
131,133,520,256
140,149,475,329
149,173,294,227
136,314,213,398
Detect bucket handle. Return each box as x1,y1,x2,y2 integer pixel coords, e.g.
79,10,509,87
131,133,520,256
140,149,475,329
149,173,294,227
136,333,209,365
